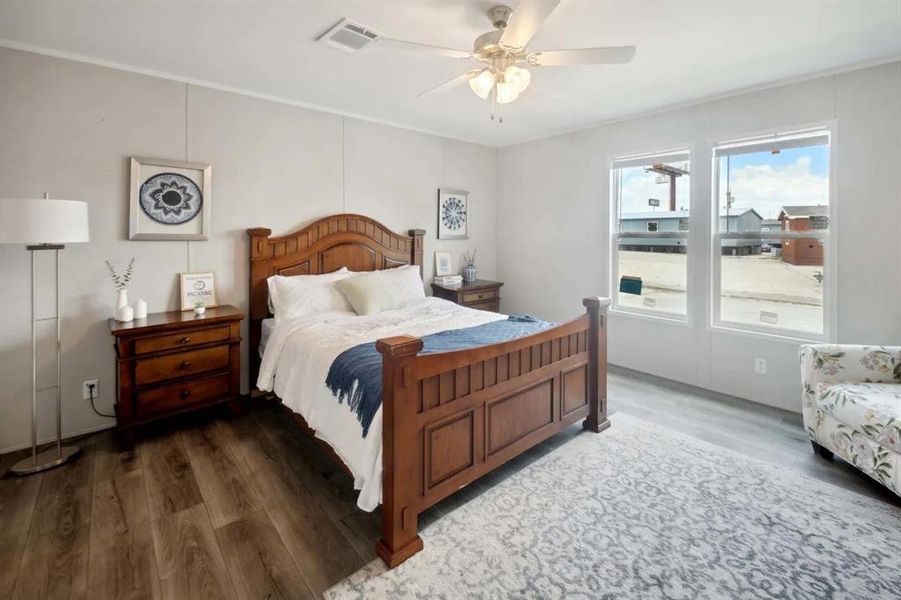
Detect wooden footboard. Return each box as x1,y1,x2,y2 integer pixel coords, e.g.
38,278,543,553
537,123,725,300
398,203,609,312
375,297,610,567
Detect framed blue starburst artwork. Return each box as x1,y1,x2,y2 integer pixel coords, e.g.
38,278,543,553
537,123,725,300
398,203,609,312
129,157,212,240
437,188,468,240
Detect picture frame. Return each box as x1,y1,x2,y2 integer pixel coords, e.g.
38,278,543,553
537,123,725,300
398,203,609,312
129,156,212,240
179,272,218,311
437,188,468,240
434,251,453,276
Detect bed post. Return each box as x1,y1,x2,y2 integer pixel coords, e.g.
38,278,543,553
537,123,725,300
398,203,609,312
409,228,425,273
375,334,425,567
248,227,273,385
583,297,611,433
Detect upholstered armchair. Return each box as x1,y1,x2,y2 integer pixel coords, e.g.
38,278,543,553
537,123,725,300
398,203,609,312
799,344,901,496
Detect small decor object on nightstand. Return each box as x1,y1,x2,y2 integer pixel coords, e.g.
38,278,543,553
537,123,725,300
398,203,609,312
134,298,148,319
129,156,212,240
106,257,135,322
437,188,468,240
462,249,477,283
180,272,218,311
435,251,453,276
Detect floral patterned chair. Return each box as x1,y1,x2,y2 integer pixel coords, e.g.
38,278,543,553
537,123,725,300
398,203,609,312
800,345,901,496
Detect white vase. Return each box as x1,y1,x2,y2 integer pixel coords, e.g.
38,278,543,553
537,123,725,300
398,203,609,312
116,288,129,312
115,304,134,323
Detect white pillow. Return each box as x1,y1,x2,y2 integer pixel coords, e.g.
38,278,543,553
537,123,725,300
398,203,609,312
336,265,425,316
267,267,353,320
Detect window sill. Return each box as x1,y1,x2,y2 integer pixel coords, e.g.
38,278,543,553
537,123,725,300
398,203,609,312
708,322,827,344
609,306,691,327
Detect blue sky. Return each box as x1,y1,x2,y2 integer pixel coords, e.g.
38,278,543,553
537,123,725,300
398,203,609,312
728,145,829,178
619,143,829,220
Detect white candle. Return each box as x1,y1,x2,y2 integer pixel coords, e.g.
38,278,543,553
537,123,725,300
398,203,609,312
134,298,148,319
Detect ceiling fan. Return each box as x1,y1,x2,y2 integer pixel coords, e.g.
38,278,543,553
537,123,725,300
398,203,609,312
375,0,636,119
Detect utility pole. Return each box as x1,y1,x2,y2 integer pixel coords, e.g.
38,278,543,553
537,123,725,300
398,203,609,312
725,155,734,232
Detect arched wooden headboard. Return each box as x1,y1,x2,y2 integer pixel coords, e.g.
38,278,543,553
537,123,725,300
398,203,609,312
248,213,425,384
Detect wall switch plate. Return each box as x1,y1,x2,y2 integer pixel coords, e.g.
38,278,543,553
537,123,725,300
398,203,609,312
754,358,767,375
83,379,99,400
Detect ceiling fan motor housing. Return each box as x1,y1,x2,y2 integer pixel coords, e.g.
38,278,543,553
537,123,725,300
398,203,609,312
488,5,512,29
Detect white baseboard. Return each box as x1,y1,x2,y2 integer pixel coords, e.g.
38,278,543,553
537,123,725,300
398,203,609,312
1,423,117,456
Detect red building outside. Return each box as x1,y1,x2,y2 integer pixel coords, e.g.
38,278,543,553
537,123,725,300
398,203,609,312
778,205,826,266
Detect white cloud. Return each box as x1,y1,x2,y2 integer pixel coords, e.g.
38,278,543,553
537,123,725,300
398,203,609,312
620,167,690,214
727,156,828,219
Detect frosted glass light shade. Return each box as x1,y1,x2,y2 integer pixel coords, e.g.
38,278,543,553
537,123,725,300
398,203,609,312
0,198,90,245
504,66,532,94
468,69,495,99
495,80,520,104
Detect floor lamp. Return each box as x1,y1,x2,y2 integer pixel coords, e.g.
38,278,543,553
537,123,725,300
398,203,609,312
0,195,90,475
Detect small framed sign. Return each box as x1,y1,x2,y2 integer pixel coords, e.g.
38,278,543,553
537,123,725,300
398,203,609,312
434,251,453,276
180,272,218,311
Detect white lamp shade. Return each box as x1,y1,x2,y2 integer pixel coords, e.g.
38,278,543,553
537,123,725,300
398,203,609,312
468,69,496,100
0,198,90,245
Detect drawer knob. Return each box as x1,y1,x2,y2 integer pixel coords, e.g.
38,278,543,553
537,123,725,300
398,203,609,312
178,337,191,345
180,389,191,399
180,360,191,370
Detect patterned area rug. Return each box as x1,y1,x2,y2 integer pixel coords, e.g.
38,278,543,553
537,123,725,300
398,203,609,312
326,414,901,599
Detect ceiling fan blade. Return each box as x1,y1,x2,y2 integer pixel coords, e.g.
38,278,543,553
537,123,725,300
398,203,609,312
500,0,561,49
376,37,473,60
418,70,482,98
529,46,637,66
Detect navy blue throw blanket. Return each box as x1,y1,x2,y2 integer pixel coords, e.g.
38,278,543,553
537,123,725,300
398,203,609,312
325,316,552,437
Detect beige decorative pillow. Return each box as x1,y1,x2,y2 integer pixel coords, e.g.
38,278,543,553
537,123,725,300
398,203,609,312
336,271,401,316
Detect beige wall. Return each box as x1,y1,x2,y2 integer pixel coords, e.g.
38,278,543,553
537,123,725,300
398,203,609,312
498,61,901,413
0,48,498,452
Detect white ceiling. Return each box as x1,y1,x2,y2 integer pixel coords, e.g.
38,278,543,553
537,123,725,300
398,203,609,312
2,0,900,147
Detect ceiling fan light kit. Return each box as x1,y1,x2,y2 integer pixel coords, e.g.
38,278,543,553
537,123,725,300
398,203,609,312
334,1,636,120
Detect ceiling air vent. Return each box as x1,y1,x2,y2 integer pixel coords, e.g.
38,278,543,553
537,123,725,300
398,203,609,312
318,19,379,52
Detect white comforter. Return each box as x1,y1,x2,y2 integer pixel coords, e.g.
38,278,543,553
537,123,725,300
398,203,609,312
257,297,506,511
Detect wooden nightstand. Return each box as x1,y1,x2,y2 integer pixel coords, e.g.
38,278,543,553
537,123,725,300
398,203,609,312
431,279,503,312
109,304,244,433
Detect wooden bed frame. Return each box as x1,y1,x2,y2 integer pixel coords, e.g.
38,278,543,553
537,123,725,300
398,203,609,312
248,213,610,567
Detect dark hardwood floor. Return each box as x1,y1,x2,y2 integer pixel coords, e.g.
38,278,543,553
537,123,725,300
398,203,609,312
1,368,897,599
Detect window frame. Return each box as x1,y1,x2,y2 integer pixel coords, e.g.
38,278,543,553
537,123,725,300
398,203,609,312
709,126,835,341
609,149,692,322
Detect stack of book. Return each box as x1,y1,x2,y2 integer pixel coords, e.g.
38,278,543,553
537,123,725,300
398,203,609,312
434,274,463,287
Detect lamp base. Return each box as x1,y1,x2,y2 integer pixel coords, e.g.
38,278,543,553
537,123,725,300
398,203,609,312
10,445,81,476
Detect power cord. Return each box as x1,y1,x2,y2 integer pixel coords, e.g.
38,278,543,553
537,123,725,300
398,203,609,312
88,383,116,418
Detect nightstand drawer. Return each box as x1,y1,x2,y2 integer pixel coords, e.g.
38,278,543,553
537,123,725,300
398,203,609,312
136,373,230,416
135,325,231,355
468,300,500,313
135,345,229,385
461,289,498,304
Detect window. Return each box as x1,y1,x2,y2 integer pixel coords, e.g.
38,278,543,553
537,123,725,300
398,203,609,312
712,130,830,336
611,151,690,317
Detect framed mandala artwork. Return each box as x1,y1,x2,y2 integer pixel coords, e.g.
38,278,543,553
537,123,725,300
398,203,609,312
129,156,212,240
437,188,468,240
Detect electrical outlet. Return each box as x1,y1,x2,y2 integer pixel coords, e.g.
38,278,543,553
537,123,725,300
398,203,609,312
83,379,99,400
754,358,767,375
